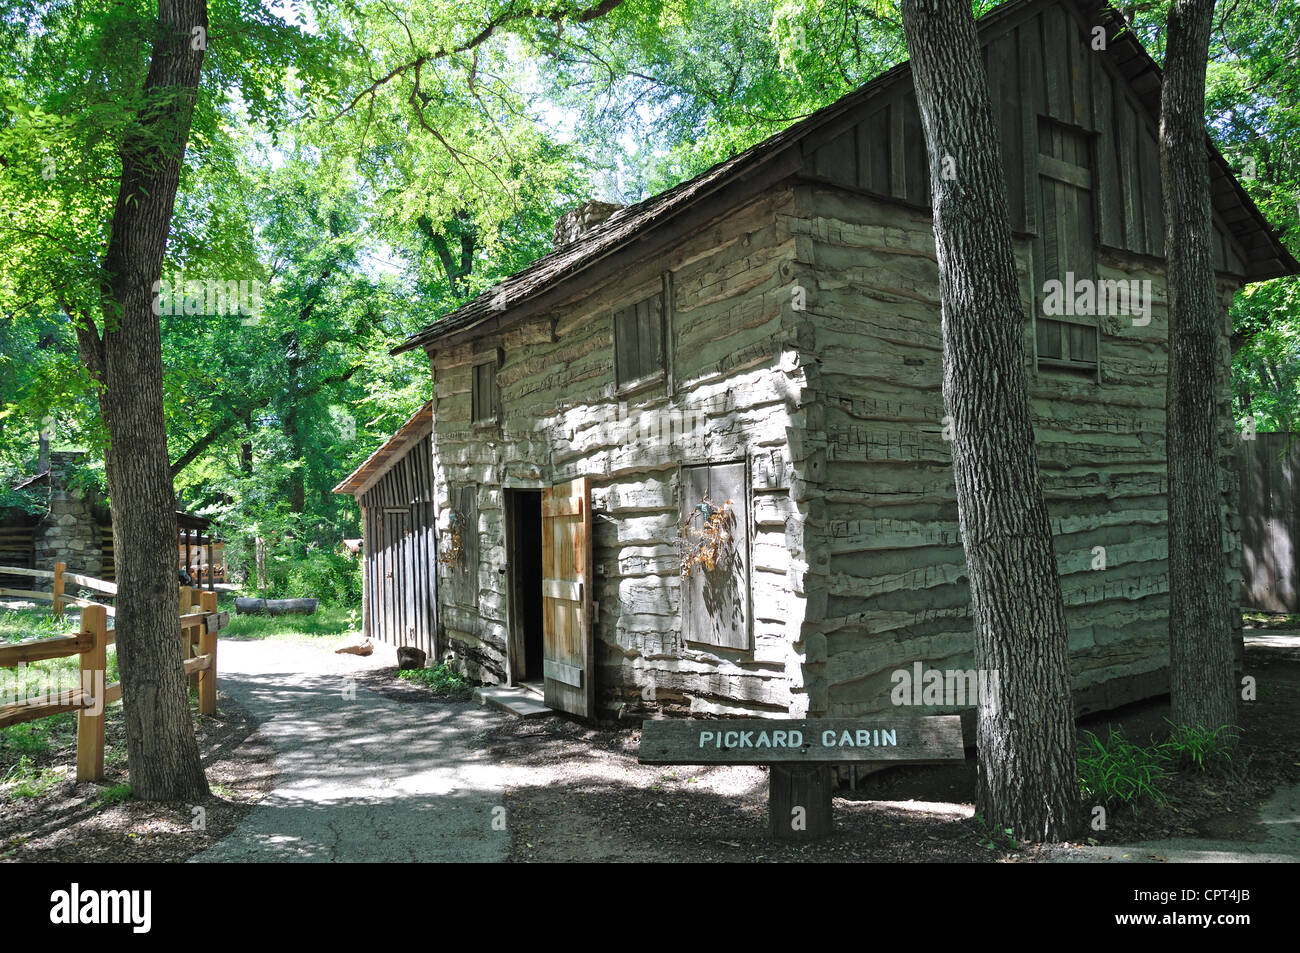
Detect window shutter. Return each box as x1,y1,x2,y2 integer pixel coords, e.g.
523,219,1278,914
614,291,665,387
471,353,500,422
1034,119,1099,374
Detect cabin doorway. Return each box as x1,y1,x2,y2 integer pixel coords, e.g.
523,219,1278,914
506,489,545,687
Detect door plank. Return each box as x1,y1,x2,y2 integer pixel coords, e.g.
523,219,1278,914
541,477,594,717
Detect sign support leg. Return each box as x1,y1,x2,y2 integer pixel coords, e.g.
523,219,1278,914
769,764,834,841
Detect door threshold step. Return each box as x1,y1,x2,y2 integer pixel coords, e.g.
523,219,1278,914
515,681,545,700
474,686,553,718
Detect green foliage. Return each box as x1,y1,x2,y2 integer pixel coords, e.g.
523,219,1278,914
970,813,1019,851
97,783,131,806
1160,720,1241,774
396,662,473,699
268,549,361,606
1,756,62,799
221,606,358,646
1078,727,1173,808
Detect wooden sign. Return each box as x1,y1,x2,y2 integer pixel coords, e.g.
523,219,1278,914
638,716,964,765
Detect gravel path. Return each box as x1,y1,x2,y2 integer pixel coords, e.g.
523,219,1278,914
191,639,510,863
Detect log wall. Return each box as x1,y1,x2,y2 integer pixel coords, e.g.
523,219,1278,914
428,189,817,717
789,181,1243,721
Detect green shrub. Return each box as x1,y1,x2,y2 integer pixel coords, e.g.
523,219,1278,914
1159,721,1241,774
1078,726,1173,807
268,549,361,607
397,663,472,699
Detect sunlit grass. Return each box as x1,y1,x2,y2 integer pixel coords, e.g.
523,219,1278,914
221,605,359,647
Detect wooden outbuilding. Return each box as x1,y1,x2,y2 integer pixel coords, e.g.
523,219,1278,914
357,0,1296,721
333,402,438,656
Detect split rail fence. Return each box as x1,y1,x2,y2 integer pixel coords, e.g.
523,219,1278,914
0,570,228,782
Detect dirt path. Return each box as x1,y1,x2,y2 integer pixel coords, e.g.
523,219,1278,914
191,639,510,863
193,633,1300,863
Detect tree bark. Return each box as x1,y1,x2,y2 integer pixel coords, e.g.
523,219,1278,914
75,0,209,800
1161,0,1237,730
899,0,1079,841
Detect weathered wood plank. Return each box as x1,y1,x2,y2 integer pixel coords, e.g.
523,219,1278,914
638,716,964,764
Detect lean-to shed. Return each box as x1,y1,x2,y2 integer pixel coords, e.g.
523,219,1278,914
367,0,1297,722
334,402,438,656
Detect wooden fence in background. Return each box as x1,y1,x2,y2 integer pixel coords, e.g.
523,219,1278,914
1237,432,1300,613
0,586,227,782
0,562,116,617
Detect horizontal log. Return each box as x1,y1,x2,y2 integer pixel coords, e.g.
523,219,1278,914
0,632,92,666
0,695,88,728
104,682,122,706
182,654,212,675
63,572,117,595
0,566,54,580
0,587,52,601
234,597,319,616
638,716,965,764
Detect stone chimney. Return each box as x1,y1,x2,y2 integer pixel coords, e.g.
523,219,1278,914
553,200,624,250
33,451,105,578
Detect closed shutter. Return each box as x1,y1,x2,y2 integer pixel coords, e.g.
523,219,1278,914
614,290,665,387
1035,119,1099,373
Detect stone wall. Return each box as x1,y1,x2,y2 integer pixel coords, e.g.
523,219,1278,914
32,452,105,578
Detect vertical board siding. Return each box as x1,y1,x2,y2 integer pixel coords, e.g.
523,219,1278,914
356,433,437,655
802,2,1248,275
1237,434,1300,612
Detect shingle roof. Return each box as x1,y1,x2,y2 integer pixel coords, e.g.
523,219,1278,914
332,401,433,496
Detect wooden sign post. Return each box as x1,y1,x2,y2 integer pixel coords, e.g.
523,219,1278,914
639,716,965,841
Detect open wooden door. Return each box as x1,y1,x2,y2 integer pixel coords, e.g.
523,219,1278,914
541,477,594,717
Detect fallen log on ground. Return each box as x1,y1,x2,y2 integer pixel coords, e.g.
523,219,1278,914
235,597,319,616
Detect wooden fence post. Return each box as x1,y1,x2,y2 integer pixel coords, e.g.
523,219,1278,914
198,591,218,715
52,561,65,618
76,605,108,782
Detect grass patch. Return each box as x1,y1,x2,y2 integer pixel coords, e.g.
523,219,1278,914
396,662,472,699
222,605,358,647
2,755,64,799
1079,720,1243,809
97,783,131,806
1160,720,1241,774
1078,726,1174,808
0,608,70,642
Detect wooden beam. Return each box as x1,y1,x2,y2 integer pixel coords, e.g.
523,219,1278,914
638,716,965,765
0,632,91,667
0,696,87,729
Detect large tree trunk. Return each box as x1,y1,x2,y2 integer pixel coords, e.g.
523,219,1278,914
1161,0,1237,730
899,0,1079,841
76,0,209,801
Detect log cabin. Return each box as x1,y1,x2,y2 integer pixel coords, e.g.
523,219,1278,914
337,0,1298,724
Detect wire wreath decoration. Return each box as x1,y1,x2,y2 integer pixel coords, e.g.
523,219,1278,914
677,497,736,578
438,511,464,567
